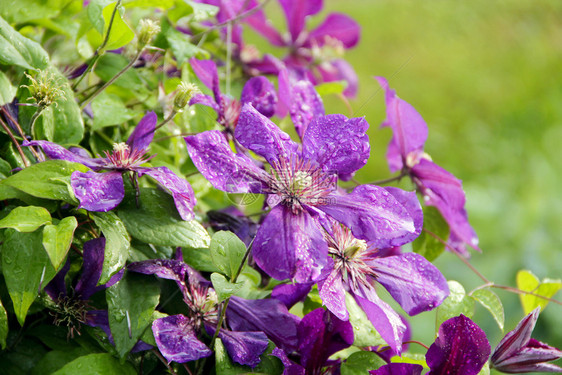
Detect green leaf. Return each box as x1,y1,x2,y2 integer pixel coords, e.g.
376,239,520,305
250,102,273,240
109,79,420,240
118,188,210,248
51,70,85,144
0,71,16,105
209,231,247,279
101,2,135,50
436,280,475,329
107,272,160,358
31,347,90,375
390,353,429,369
166,27,209,64
341,351,386,375
91,92,134,130
91,211,130,284
210,273,244,302
477,362,490,375
345,293,386,347
516,270,562,314
0,184,58,210
413,206,449,261
123,0,174,8
471,288,504,330
0,0,66,24
0,205,51,232
87,0,113,34
42,216,78,271
0,15,49,70
315,81,347,96
1,160,89,202
181,247,220,272
51,353,136,375
95,51,144,91
186,0,219,21
0,298,7,350
2,229,57,325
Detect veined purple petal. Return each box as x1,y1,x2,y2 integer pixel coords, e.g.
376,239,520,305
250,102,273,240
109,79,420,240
71,170,124,212
411,159,479,251
127,111,156,154
128,259,193,299
318,267,348,321
137,166,196,221
426,315,491,375
252,204,329,283
153,315,212,363
370,363,423,375
217,328,269,368
189,93,220,112
279,0,323,44
298,308,353,373
235,104,299,165
302,114,369,176
271,347,306,375
492,307,539,364
271,282,313,309
227,296,300,352
240,76,278,118
384,187,423,239
185,130,268,194
24,140,104,170
44,260,70,300
244,6,285,46
317,59,359,98
189,58,221,101
74,238,105,300
318,185,416,248
376,76,428,173
352,283,406,354
307,13,360,49
366,253,449,316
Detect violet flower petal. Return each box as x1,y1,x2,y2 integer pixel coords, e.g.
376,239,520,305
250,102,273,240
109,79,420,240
426,314,491,375
375,76,428,173
128,259,192,299
189,93,220,112
307,13,361,48
244,7,285,46
302,114,370,176
318,267,348,321
152,315,212,363
217,328,269,368
318,185,416,248
492,307,539,364
189,58,221,101
240,76,278,118
271,282,313,309
235,103,299,165
366,253,449,316
185,130,268,193
127,111,156,154
271,347,306,375
384,187,423,238
352,283,406,355
71,170,124,212
252,204,329,283
74,238,105,300
227,296,300,352
24,140,104,170
298,308,353,373
370,363,423,375
279,0,323,43
44,260,70,300
137,166,196,221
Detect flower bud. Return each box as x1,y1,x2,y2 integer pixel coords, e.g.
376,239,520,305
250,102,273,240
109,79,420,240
138,19,160,47
23,70,65,108
173,82,199,111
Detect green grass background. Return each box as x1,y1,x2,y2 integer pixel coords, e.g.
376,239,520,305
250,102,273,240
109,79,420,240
252,0,562,372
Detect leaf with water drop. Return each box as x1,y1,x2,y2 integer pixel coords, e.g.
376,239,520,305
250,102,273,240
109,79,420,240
413,206,449,262
42,216,78,271
0,15,49,70
210,273,244,302
51,353,136,375
91,211,130,284
0,206,51,232
209,231,247,279
471,288,504,331
341,351,386,375
435,280,475,329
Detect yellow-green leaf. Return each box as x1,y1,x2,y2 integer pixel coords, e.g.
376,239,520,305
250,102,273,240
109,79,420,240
0,206,51,232
101,2,134,51
516,270,561,314
42,216,78,271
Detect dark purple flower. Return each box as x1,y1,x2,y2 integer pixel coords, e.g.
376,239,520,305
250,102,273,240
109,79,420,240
186,104,418,283
207,207,258,246
491,307,562,373
317,192,448,353
426,314,491,375
376,76,479,256
369,363,423,375
189,58,278,134
24,112,196,220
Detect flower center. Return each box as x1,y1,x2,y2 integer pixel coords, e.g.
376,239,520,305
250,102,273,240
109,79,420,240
268,156,336,212
104,142,152,170
220,97,242,130
185,284,218,327
50,295,90,339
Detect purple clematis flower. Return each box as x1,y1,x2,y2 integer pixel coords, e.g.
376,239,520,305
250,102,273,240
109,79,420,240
44,238,124,338
185,104,419,283
317,190,449,353
369,363,423,375
128,251,299,367
426,314,491,375
189,58,278,135
272,307,354,375
376,76,479,256
24,112,195,220
491,307,562,373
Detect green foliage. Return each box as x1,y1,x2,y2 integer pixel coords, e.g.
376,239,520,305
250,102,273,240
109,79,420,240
0,71,16,105
106,271,160,357
0,298,7,349
471,288,504,331
412,206,449,261
210,230,247,279
435,280,475,329
210,272,244,302
341,351,386,375
51,353,137,375
91,92,134,130
0,15,49,69
100,2,135,51
42,216,78,271
0,205,52,232
516,270,561,314
345,293,386,347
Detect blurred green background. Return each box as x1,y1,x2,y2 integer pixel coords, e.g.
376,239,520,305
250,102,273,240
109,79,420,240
253,0,562,372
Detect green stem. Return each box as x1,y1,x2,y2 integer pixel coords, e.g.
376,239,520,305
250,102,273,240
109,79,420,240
80,48,143,110
0,117,29,167
0,107,42,160
155,110,178,131
365,169,408,186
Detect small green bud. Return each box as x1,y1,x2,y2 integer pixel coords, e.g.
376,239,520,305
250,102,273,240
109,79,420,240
174,81,200,111
138,19,160,47
23,70,65,108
